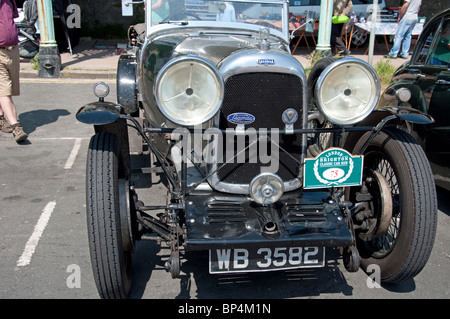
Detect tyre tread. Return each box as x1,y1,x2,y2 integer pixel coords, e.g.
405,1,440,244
86,132,130,298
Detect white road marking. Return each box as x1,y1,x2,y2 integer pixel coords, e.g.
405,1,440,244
16,201,57,267
64,138,83,170
9,137,89,267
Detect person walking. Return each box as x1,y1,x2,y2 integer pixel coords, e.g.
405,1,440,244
386,0,421,59
151,0,170,23
331,0,353,56
216,2,236,22
0,0,28,142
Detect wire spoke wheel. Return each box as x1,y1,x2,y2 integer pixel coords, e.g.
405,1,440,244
348,127,437,283
361,154,399,258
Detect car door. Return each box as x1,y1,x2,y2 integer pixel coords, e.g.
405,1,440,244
412,15,450,189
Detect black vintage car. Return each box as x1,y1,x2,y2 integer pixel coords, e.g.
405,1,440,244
379,8,450,191
76,0,437,299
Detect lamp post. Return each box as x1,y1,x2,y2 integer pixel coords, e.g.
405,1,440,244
37,0,61,78
315,0,333,56
367,0,378,66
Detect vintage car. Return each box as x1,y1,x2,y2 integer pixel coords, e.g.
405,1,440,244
379,8,450,191
76,0,437,299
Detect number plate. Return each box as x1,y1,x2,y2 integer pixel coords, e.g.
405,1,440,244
209,246,325,274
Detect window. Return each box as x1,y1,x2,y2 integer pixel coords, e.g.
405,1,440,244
429,19,450,66
415,19,440,65
414,18,450,66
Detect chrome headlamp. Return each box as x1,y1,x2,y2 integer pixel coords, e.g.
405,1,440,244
315,58,381,125
155,56,224,126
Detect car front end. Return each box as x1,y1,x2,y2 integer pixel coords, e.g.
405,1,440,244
76,0,438,299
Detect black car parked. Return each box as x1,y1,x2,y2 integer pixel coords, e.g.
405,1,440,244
379,8,450,191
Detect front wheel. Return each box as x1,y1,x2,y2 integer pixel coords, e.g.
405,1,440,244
86,132,134,299
347,127,437,283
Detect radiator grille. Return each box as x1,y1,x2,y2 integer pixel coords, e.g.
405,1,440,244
217,72,303,185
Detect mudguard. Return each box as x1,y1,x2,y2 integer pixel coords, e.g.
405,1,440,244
117,54,138,114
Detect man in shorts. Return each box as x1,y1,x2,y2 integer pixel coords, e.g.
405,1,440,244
0,0,28,142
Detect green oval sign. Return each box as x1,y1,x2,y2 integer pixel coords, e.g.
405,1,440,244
304,148,363,189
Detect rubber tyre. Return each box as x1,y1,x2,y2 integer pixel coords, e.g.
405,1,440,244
307,57,338,156
307,57,338,108
349,127,437,284
86,132,133,299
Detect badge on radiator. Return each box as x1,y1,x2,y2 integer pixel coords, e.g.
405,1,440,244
227,113,255,125
282,109,298,125
282,108,298,134
227,113,255,134
257,58,275,65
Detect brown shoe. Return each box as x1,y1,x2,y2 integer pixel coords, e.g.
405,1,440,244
12,124,28,142
0,116,12,133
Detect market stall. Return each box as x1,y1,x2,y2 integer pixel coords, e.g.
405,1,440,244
355,21,424,53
